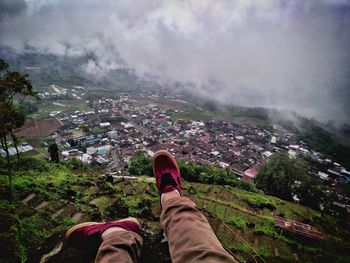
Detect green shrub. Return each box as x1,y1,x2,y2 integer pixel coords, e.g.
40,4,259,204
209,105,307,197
128,151,152,176
234,180,259,192
65,158,85,170
0,202,26,262
244,195,276,210
12,176,32,191
234,191,276,210
63,217,74,227
13,156,50,173
19,214,49,255
226,215,247,229
127,152,257,192
178,160,258,192
253,221,278,238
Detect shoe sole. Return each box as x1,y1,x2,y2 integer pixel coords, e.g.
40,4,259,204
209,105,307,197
152,150,180,177
65,221,99,240
65,217,140,240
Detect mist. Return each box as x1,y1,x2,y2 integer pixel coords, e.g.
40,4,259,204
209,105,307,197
0,0,349,124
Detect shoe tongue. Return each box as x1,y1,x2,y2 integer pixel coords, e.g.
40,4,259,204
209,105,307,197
156,169,177,178
160,172,178,188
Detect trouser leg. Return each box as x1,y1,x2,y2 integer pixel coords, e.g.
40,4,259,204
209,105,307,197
161,196,237,263
95,230,143,263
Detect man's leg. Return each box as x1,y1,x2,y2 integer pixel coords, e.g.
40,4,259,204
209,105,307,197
95,227,143,263
153,150,237,263
161,192,237,263
65,217,143,263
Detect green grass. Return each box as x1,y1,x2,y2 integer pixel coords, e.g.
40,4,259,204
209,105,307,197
63,217,74,227
36,147,49,157
231,116,269,126
275,199,321,222
134,100,151,107
171,105,220,122
12,166,72,197
233,189,276,210
253,221,278,238
20,214,49,241
256,243,274,258
226,215,247,229
233,240,253,254
168,102,269,127
1,155,349,263
90,196,113,211
33,99,91,118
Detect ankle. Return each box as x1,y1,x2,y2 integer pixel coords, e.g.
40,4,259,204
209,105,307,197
161,190,180,207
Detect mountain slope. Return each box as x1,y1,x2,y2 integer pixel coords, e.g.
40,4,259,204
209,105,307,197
0,156,349,263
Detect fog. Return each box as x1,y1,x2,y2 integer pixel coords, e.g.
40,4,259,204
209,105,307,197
0,0,349,124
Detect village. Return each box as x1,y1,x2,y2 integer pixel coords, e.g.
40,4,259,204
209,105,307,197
4,85,350,214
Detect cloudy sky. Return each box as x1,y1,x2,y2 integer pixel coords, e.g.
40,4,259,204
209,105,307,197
0,0,349,124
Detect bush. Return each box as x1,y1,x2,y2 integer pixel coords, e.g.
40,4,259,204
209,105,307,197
0,203,24,263
19,101,38,115
254,153,309,201
63,217,74,227
254,221,278,238
128,151,152,176
178,160,257,192
248,195,276,210
226,215,247,229
65,158,85,170
127,152,258,192
12,156,50,173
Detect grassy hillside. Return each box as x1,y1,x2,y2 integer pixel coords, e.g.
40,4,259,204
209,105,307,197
0,156,349,263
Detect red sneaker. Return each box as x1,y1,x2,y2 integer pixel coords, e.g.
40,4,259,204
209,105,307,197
152,150,182,195
65,217,140,250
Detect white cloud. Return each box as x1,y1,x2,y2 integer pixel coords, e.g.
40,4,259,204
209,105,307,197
0,0,349,123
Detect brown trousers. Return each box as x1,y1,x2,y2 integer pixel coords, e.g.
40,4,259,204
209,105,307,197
95,196,237,263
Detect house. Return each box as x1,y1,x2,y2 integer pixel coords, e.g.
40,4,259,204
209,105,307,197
219,162,230,168
100,122,111,128
271,136,277,144
0,143,34,157
79,153,92,164
62,149,83,159
107,130,118,139
262,151,273,158
86,146,97,155
96,145,112,156
244,168,257,178
242,168,257,181
121,122,134,129
318,172,329,180
49,111,61,117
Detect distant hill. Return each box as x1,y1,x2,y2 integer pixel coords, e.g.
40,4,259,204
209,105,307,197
0,48,159,92
1,156,349,263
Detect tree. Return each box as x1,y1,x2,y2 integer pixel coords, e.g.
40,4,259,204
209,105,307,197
0,59,37,191
128,151,152,176
48,143,60,163
8,107,25,159
19,101,38,115
298,178,326,211
254,153,309,202
199,171,213,184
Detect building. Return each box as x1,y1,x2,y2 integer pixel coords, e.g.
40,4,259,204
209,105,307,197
0,143,34,157
242,168,257,181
